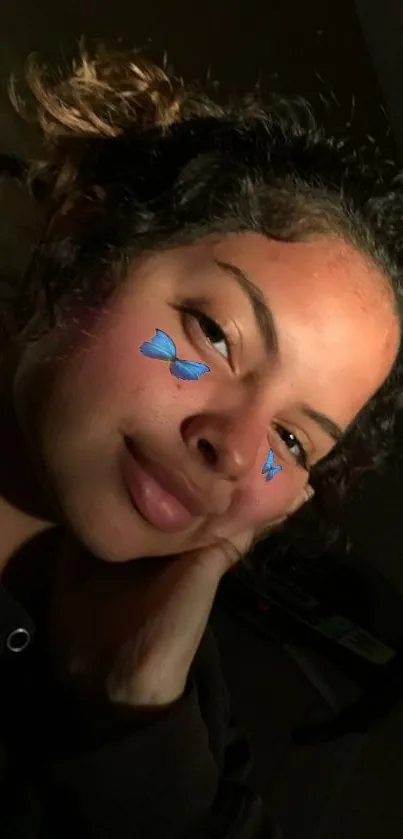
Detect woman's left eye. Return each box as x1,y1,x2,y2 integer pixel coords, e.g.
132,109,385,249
274,424,309,471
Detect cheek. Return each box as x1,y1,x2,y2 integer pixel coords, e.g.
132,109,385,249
119,351,207,429
231,463,309,534
54,314,194,421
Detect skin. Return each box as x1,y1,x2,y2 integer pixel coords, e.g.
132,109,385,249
2,230,398,572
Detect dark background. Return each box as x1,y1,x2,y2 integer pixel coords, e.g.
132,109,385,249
0,0,399,160
2,3,403,836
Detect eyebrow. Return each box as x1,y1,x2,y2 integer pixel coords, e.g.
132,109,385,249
214,258,344,445
301,406,344,443
214,260,279,358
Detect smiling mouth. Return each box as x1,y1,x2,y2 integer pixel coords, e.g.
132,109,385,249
121,436,207,533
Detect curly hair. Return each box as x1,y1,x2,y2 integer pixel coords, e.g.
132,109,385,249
4,44,403,558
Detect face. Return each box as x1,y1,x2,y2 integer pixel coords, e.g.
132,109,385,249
13,232,399,562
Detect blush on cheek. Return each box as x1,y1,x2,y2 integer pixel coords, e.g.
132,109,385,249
244,466,308,530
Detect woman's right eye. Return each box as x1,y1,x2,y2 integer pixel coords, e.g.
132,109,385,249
180,306,233,365
194,311,230,360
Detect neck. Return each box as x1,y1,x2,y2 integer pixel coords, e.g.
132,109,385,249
0,345,56,576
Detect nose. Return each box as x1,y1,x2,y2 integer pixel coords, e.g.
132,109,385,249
183,410,267,483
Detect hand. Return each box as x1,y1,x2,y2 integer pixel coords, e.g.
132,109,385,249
49,528,254,711
48,484,313,712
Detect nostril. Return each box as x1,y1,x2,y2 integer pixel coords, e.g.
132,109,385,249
198,438,217,465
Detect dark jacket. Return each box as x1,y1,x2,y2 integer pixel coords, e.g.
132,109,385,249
0,544,278,839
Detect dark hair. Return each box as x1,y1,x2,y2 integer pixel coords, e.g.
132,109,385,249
5,45,403,556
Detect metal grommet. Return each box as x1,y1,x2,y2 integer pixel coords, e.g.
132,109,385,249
6,627,31,653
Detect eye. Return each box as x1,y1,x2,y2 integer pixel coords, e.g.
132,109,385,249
274,424,308,470
180,305,233,364
196,312,230,359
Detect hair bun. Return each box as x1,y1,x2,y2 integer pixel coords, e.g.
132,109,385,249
13,45,184,144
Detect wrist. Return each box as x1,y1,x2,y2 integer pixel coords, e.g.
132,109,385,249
106,668,186,709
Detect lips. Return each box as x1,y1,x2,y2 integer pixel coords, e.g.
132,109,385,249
121,437,207,533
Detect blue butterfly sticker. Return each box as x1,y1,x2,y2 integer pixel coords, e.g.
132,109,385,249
261,449,282,482
139,329,210,381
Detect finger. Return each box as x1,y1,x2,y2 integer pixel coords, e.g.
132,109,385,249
199,529,255,572
167,530,253,624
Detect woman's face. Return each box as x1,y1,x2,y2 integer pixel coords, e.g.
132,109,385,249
14,232,399,561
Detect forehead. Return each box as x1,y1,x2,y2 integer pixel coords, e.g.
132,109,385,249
220,233,398,415
163,231,399,428
208,231,390,306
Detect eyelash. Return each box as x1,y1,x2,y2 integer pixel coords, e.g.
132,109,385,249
179,304,235,367
274,424,308,470
178,303,309,471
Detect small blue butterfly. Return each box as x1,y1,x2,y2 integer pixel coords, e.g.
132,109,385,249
139,329,210,381
261,449,282,482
